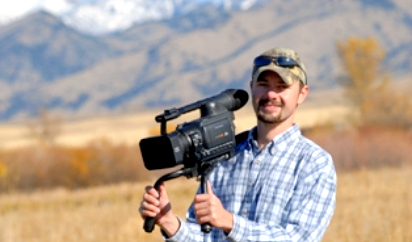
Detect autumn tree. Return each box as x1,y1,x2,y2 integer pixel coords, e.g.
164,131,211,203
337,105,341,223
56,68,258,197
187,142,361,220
336,37,412,129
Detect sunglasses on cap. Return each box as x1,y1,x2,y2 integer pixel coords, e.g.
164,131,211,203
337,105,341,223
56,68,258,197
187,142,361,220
253,56,302,69
253,55,307,84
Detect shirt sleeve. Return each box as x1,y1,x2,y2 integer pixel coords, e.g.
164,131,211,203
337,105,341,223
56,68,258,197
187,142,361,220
164,217,206,242
227,153,337,242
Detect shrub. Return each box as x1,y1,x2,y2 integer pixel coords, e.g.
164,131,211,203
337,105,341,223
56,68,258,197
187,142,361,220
305,126,412,171
0,139,152,193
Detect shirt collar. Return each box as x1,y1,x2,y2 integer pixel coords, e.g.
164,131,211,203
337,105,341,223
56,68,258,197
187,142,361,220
246,124,302,155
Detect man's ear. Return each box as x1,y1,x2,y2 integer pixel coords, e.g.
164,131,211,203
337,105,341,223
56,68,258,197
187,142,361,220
298,85,309,105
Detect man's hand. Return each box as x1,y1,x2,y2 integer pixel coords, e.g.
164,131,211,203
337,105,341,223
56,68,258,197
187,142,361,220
139,183,180,236
193,181,234,233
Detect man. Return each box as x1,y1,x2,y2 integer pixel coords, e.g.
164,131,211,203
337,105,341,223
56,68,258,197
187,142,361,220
139,47,337,241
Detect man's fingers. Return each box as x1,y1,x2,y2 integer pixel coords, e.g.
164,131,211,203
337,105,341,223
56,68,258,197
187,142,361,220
196,214,211,224
139,200,160,218
194,193,210,205
194,205,211,223
143,192,160,206
195,207,210,217
139,187,161,218
145,186,159,198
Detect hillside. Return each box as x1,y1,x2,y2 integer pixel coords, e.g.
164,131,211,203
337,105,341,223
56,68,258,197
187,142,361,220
0,0,411,120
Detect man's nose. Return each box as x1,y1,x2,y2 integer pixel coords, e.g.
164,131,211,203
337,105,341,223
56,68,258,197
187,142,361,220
264,87,281,99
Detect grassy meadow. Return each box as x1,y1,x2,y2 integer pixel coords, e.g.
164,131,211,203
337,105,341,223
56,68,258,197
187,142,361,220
0,167,411,242
0,99,411,242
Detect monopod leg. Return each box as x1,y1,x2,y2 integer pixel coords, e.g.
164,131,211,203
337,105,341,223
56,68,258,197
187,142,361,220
200,174,212,233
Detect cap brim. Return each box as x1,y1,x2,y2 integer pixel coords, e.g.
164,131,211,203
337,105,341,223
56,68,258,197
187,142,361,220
252,63,296,85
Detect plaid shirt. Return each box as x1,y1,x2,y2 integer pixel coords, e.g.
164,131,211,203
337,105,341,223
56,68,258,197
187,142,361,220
166,124,336,242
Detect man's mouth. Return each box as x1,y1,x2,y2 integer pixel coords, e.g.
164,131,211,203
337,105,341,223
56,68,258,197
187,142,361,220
259,99,282,109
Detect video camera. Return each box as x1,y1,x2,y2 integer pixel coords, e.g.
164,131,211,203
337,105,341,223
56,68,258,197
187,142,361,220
139,89,249,173
139,89,248,233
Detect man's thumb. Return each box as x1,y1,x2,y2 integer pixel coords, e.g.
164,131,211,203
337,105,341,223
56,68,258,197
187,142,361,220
158,183,168,198
206,180,214,195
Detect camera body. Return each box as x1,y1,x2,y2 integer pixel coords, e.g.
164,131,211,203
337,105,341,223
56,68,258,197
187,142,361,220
139,89,248,171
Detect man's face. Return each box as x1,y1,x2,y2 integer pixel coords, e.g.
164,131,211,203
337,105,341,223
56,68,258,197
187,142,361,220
250,71,308,124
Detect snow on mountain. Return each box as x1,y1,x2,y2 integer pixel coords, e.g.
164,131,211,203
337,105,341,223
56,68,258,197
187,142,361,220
0,0,266,35
61,0,204,35
0,0,73,24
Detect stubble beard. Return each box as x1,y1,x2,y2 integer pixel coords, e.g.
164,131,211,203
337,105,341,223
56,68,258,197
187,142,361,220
257,111,283,123
255,99,284,124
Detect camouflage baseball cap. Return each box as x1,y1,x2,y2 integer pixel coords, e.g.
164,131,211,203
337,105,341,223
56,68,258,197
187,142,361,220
252,47,307,85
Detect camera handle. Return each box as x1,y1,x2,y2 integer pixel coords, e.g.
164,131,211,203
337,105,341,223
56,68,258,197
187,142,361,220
143,163,215,234
143,168,193,233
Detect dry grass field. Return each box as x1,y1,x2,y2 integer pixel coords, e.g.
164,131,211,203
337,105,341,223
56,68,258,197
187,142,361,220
0,91,411,241
0,167,411,242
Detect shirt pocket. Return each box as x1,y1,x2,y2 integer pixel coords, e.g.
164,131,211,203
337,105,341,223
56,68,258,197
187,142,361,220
255,171,295,224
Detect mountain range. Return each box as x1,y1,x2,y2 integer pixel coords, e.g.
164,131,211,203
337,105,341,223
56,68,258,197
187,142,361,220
0,0,267,35
0,0,411,121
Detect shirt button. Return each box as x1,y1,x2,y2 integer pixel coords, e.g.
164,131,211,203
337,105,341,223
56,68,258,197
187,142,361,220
255,159,261,164
243,210,248,215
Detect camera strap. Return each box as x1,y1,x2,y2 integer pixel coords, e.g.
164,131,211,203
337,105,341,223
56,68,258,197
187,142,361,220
235,130,249,146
